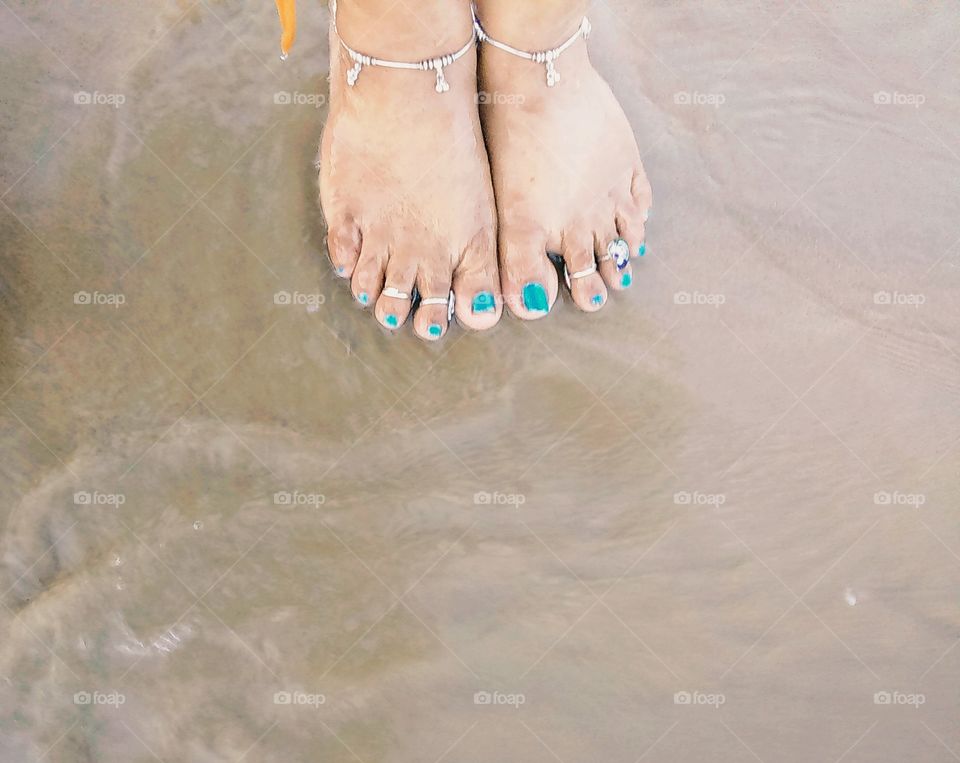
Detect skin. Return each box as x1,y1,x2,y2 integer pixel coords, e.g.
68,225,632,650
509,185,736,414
319,0,502,340
317,0,653,336
475,0,653,317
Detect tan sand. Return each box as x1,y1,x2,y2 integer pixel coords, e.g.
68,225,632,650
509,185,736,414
0,1,958,760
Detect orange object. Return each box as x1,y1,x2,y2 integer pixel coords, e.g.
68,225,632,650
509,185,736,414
275,0,296,58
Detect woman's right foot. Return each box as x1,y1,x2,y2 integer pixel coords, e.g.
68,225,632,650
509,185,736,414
320,0,502,340
476,1,653,318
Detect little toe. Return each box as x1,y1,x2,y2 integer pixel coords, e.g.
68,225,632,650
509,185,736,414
559,230,605,312
616,209,647,261
375,254,417,330
452,233,502,331
499,226,557,320
327,217,362,278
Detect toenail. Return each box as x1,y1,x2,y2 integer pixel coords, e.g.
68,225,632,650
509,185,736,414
591,294,604,306
385,314,399,328
358,292,369,305
621,272,633,288
336,266,345,275
522,283,549,313
472,291,496,314
428,323,443,338
638,242,646,257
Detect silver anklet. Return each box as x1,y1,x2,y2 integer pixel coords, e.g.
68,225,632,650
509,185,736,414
472,10,591,87
331,0,477,93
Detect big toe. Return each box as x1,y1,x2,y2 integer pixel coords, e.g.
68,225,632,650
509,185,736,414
499,226,557,320
453,233,502,331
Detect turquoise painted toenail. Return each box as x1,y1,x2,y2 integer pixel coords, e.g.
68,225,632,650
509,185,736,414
336,266,345,274
428,323,442,338
385,314,399,328
638,242,646,257
621,272,633,288
591,294,604,306
358,292,369,305
472,291,496,314
522,282,549,313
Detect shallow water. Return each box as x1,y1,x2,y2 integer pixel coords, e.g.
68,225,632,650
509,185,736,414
1,1,959,761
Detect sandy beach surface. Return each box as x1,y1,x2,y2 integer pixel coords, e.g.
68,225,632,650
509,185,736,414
1,1,958,760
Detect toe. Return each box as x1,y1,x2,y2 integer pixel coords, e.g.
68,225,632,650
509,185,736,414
499,225,557,320
413,258,455,342
327,216,362,278
560,229,607,313
375,252,417,330
616,208,647,261
452,232,502,331
596,227,634,293
351,231,386,307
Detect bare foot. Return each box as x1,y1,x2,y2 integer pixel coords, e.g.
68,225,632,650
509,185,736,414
320,1,501,339
477,3,653,318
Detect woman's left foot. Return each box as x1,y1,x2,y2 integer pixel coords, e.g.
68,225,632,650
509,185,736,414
477,7,653,318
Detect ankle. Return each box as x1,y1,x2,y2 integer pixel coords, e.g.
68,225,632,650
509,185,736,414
474,0,589,50
335,0,475,62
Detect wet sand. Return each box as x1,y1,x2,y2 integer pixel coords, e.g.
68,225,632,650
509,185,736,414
1,1,959,760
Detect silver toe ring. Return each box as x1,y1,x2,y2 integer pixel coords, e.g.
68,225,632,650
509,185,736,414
607,238,631,271
563,262,598,290
420,290,456,322
382,286,412,300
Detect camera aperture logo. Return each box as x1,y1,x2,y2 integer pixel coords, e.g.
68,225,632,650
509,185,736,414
74,491,125,507
74,91,125,108
474,690,525,708
474,491,526,507
874,690,924,707
674,690,725,708
274,490,325,507
74,690,125,707
273,690,326,707
274,91,326,109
